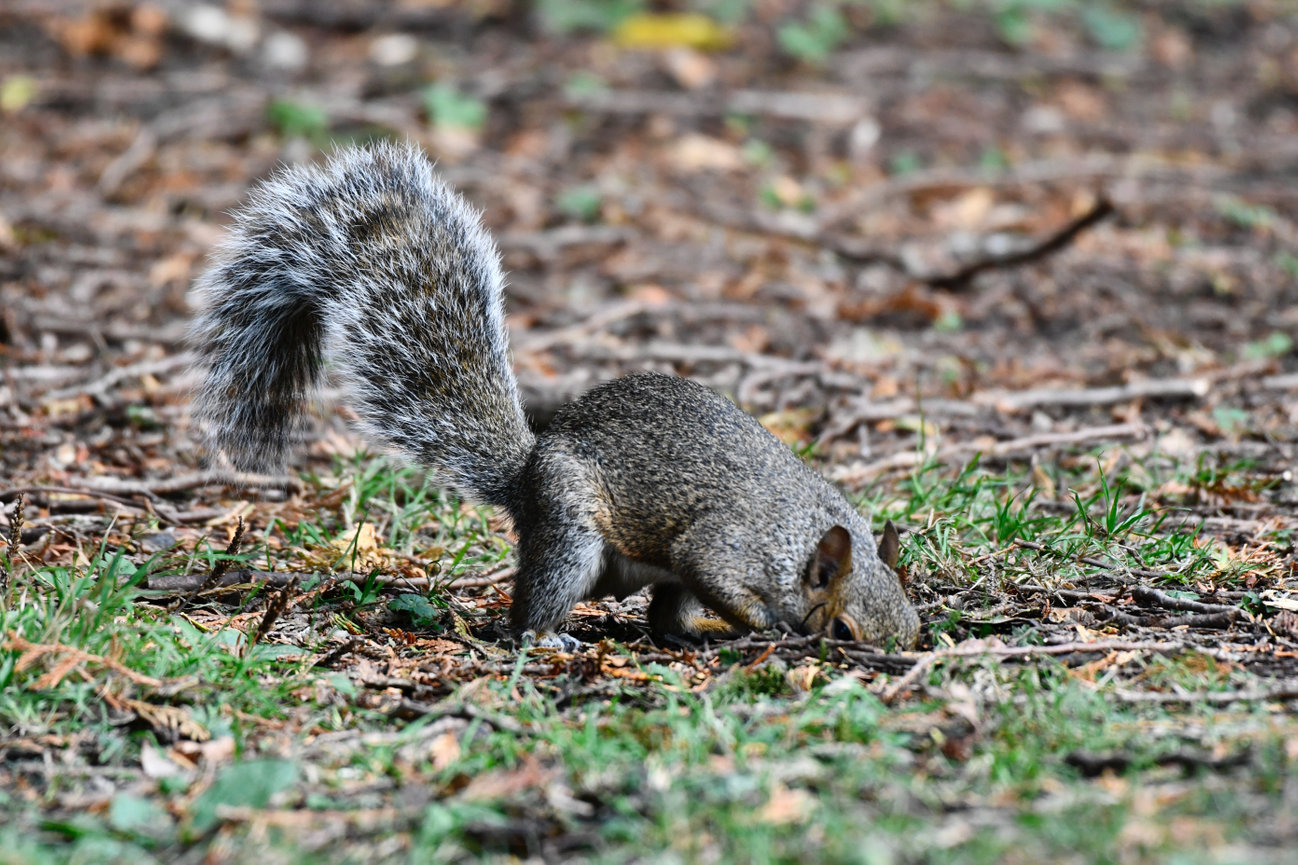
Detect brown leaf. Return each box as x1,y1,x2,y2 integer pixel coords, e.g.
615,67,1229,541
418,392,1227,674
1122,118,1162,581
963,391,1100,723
427,732,461,772
460,754,557,801
757,784,813,825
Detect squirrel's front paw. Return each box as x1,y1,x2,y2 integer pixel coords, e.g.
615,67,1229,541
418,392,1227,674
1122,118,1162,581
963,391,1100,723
520,629,584,653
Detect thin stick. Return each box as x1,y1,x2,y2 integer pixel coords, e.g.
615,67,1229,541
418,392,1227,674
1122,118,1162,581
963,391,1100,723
0,485,193,526
878,653,937,704
1129,586,1239,617
43,354,191,401
835,422,1148,483
147,566,515,594
1110,684,1298,704
194,516,246,598
79,470,301,496
979,376,1209,413
565,87,868,123
927,195,1116,290
312,638,363,669
251,575,300,647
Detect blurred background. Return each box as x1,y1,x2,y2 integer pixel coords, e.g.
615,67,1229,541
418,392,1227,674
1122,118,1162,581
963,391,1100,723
3,9,1297,860
1,0,1295,472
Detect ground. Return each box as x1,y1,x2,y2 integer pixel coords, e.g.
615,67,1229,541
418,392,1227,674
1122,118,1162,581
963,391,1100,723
1,1,1297,863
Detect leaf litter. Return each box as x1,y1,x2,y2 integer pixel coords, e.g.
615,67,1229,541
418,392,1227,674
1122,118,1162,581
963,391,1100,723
1,2,1297,862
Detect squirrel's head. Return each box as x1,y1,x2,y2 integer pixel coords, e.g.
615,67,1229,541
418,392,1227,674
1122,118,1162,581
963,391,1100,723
799,521,920,650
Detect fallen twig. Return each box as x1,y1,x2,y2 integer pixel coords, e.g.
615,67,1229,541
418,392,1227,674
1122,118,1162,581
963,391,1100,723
1128,586,1239,617
0,484,237,527
926,195,1116,290
1110,683,1298,704
823,196,1117,288
147,566,513,594
816,361,1294,444
80,470,301,497
251,575,300,646
835,422,1148,483
565,87,869,124
1102,608,1241,631
499,225,634,261
1065,747,1252,777
357,692,529,735
209,804,404,832
878,653,937,704
978,376,1210,413
0,485,190,525
1,485,146,511
194,516,247,599
312,637,363,669
43,354,192,402
814,154,1219,228
27,315,191,347
706,182,1113,289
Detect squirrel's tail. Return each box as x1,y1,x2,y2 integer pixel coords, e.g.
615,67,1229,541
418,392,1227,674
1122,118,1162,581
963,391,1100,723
190,142,534,510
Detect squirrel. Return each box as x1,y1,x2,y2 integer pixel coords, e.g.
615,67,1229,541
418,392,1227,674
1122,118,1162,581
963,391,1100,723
190,142,920,651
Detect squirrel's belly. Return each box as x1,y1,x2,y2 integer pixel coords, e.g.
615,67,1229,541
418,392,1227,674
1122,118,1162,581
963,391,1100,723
591,552,679,600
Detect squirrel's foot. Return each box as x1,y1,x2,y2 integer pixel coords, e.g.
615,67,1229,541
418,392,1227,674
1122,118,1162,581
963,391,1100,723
520,629,584,653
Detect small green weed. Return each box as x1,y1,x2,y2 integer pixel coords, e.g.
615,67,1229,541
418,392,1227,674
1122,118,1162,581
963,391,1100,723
535,0,643,34
1243,331,1294,361
267,99,329,140
422,83,487,132
556,184,603,222
777,3,851,64
1216,196,1279,231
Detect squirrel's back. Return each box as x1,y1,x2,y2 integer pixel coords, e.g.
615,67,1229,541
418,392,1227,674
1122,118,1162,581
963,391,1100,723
538,371,859,564
190,142,532,508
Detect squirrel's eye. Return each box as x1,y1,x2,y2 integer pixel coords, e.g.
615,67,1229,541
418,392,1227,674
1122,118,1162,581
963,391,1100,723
830,618,855,641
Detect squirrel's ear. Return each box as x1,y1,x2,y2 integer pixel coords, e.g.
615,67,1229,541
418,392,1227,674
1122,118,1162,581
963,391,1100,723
877,520,900,571
807,525,852,590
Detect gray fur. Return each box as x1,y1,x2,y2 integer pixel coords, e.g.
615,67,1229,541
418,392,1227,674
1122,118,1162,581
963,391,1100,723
190,141,531,507
514,373,919,647
191,142,920,649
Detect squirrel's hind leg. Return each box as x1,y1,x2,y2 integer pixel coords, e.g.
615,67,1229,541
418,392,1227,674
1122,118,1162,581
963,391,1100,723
648,584,745,642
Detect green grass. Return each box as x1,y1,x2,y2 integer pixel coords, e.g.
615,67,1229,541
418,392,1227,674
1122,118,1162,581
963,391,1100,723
1,447,1293,863
4,663,1290,863
0,544,314,739
851,445,1279,602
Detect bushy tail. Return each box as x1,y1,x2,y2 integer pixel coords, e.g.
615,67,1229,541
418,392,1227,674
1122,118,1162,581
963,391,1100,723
189,142,534,509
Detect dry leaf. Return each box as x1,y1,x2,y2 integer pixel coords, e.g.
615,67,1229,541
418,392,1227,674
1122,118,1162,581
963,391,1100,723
669,133,743,173
933,188,994,230
172,735,236,766
301,522,395,571
662,47,716,90
787,663,820,692
612,14,731,51
1260,591,1298,612
758,784,813,825
141,742,189,778
758,407,817,447
461,755,557,801
428,731,461,771
122,697,211,742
